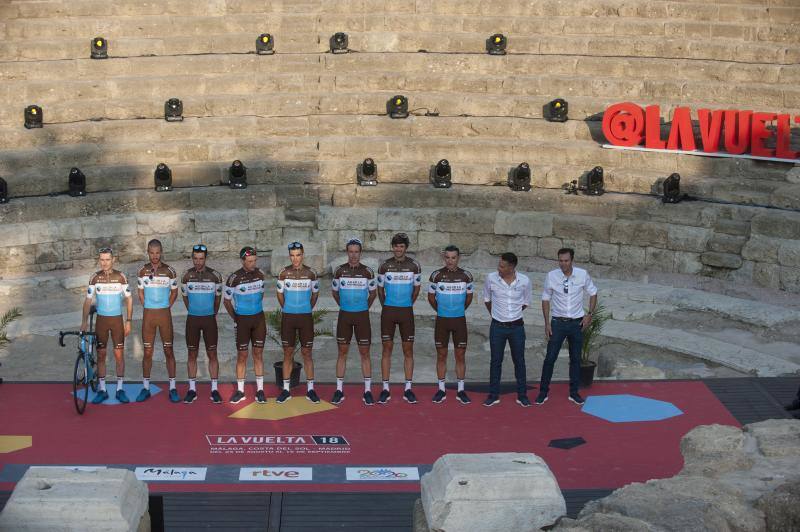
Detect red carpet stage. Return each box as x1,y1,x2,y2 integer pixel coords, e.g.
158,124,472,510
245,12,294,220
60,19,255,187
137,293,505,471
0,381,738,493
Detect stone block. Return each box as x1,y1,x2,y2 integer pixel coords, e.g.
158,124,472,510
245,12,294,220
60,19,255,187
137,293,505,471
494,211,554,237
754,479,800,532
538,237,564,259
82,215,137,239
780,266,800,293
674,252,703,274
438,209,497,234
509,236,539,257
667,226,712,253
610,220,668,248
248,208,284,230
618,245,646,267
317,207,378,231
745,419,800,458
645,247,675,271
199,232,230,252
713,219,750,237
0,467,149,531
27,220,82,244
450,233,510,255
741,235,781,262
751,211,800,239
135,211,193,235
590,242,619,265
421,453,566,532
701,252,743,270
708,233,747,254
417,231,452,252
553,214,612,242
377,208,437,231
778,240,800,267
754,262,780,290
255,229,284,252
194,210,249,233
680,424,753,477
561,240,591,263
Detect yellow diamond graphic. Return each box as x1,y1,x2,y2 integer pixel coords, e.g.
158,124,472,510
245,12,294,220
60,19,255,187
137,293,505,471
0,436,32,454
230,400,336,421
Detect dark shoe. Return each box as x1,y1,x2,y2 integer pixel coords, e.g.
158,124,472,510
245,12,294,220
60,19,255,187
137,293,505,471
210,390,222,403
255,390,267,403
183,390,197,404
306,389,320,403
276,389,291,403
136,388,151,402
569,392,585,405
115,389,129,403
534,392,548,405
456,391,471,404
403,389,418,404
169,389,180,403
331,390,344,405
229,390,245,404
432,390,446,403
363,391,375,405
784,398,800,411
516,395,532,408
92,390,109,404
483,395,500,407
378,389,391,404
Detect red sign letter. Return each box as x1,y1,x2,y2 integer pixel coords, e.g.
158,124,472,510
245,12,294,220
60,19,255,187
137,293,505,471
775,114,798,160
645,105,666,149
666,107,696,151
602,102,645,147
697,109,724,153
723,110,752,155
750,112,777,158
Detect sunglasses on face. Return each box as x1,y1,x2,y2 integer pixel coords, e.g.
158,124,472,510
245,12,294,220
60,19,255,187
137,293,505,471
193,244,207,252
288,242,303,251
346,238,362,247
98,247,113,254
240,248,256,259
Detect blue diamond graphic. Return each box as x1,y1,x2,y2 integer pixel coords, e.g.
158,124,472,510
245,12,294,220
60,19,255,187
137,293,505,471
582,394,683,423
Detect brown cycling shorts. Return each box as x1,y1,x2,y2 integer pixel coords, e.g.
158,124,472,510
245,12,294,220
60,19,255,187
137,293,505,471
281,313,314,348
434,316,468,349
235,313,266,351
186,315,218,351
336,310,371,346
380,306,415,343
96,315,124,350
142,308,173,349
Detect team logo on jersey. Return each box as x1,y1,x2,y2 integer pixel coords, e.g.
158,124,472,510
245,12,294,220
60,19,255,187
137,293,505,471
439,285,446,291
332,279,339,288
143,279,150,285
239,286,247,292
386,274,393,281
87,288,92,294
285,281,292,287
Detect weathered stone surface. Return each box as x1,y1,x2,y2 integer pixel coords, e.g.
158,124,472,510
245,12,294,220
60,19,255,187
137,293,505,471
538,237,564,259
778,240,800,267
417,230,452,251
437,209,497,234
708,233,747,254
645,247,675,271
590,242,619,265
82,215,137,239
509,236,539,257
317,207,378,231
751,211,800,239
746,419,800,458
494,211,554,237
755,479,800,532
741,235,781,262
421,453,566,532
377,208,437,231
701,251,743,269
248,208,284,230
610,221,668,248
555,512,658,531
412,499,430,532
194,210,248,233
753,262,780,289
779,266,800,292
610,363,666,380
666,225,711,253
618,245,646,267
673,251,703,274
553,214,612,241
27,220,82,244
0,467,149,531
713,219,750,237
680,424,753,477
135,212,193,234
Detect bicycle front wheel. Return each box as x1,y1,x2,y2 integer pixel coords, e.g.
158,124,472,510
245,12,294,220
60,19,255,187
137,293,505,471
73,352,89,415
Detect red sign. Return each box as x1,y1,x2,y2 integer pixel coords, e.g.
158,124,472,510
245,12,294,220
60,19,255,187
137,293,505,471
602,103,799,160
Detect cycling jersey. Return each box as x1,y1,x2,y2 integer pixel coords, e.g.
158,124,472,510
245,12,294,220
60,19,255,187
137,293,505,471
181,267,223,317
429,267,474,318
137,263,178,309
87,270,131,317
332,262,376,312
377,256,422,308
224,268,265,316
277,265,320,314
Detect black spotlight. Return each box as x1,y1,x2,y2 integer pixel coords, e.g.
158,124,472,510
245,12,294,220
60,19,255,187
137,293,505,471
24,105,42,129
0,177,8,204
430,159,452,188
357,158,378,186
586,166,604,196
387,95,408,119
91,37,108,59
662,173,682,204
486,33,507,55
545,98,568,122
229,160,247,189
154,163,173,192
330,32,349,54
508,162,531,191
256,33,274,55
68,167,86,197
164,98,183,122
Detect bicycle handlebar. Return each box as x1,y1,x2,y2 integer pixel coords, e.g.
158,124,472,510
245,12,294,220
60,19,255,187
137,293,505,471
58,331,95,347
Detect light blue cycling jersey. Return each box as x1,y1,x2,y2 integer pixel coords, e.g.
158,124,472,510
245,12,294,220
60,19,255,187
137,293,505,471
429,267,474,318
377,256,422,308
277,266,320,314
224,268,265,316
181,267,223,317
87,270,131,317
137,263,178,309
332,263,376,312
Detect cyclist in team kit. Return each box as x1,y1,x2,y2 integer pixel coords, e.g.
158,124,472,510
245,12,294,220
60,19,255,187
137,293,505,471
180,244,223,404
377,233,422,404
331,238,378,405
136,239,179,403
82,247,133,404
223,247,267,404
276,242,321,404
427,245,474,404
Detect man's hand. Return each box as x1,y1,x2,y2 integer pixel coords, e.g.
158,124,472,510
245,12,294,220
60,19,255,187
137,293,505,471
581,314,592,331
124,321,131,337
80,321,87,334
545,321,552,339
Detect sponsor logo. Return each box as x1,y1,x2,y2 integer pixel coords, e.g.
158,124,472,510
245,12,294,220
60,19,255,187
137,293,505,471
134,467,207,481
239,467,312,481
207,435,349,446
345,467,419,481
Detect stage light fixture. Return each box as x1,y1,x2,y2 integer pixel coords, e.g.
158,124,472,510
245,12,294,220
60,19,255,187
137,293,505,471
545,98,568,122
586,166,604,196
164,98,183,122
91,37,108,59
662,173,682,204
256,33,274,55
508,162,531,191
357,158,378,186
430,159,452,188
0,177,8,204
25,105,42,129
229,160,247,189
486,33,507,55
154,163,173,192
330,32,349,54
387,95,408,119
68,167,86,197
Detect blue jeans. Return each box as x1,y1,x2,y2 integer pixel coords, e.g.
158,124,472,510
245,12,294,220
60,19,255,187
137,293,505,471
488,321,527,397
540,318,583,395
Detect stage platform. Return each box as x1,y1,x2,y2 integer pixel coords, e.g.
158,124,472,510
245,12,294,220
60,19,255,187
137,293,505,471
1,378,796,531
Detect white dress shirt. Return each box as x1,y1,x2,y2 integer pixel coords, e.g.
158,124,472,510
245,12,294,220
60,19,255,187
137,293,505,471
483,271,532,322
541,266,598,319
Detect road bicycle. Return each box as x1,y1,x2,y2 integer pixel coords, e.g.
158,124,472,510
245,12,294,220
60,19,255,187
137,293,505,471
59,306,98,415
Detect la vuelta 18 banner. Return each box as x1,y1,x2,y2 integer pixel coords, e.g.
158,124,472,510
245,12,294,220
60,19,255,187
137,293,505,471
601,103,800,163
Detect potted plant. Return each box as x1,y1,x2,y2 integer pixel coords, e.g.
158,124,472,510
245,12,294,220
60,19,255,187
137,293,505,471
0,307,22,385
265,308,332,388
580,303,610,388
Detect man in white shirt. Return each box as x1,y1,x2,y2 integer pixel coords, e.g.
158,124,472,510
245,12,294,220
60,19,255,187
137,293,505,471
537,247,598,406
482,252,533,407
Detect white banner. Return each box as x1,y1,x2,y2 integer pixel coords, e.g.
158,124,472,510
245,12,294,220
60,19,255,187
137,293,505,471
239,467,313,481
